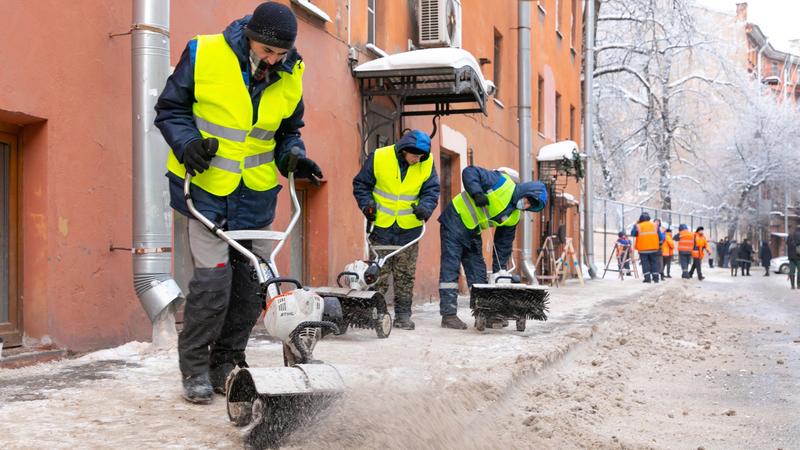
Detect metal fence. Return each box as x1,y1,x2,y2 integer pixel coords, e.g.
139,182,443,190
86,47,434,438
591,197,720,267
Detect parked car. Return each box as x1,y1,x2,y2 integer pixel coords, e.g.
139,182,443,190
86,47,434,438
770,256,789,274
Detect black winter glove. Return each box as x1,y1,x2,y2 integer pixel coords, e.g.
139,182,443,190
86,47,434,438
471,192,489,207
182,138,218,176
412,204,432,221
362,201,377,222
294,157,323,186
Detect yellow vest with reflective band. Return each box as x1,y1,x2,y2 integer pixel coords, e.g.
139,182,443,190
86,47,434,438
166,33,304,196
452,174,520,231
372,145,434,229
635,221,659,252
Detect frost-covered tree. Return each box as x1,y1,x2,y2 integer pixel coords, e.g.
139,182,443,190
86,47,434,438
591,0,733,209
696,77,800,237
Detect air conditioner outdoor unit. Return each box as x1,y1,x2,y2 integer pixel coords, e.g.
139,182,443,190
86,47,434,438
418,0,461,48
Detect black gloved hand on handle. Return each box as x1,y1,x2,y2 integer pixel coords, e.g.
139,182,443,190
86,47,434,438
362,201,377,222
295,157,323,186
183,138,218,176
412,204,431,221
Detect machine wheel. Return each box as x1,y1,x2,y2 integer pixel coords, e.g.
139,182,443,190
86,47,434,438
475,313,486,332
228,399,253,427
375,311,392,338
516,316,526,332
249,397,267,430
779,264,789,274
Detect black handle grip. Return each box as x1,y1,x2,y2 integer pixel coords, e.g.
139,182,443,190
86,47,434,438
494,275,515,283
287,146,302,173
264,276,304,292
336,271,359,288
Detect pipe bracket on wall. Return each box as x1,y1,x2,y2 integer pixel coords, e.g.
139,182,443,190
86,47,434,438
110,23,170,38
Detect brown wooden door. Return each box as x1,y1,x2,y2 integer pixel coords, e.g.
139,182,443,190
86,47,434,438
0,131,21,346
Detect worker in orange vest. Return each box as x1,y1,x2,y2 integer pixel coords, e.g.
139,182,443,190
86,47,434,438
675,224,695,279
688,226,711,280
631,212,664,283
661,227,675,278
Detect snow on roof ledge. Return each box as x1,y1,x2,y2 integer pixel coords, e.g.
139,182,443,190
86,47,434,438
354,48,493,95
537,140,583,161
772,232,788,238
556,192,579,205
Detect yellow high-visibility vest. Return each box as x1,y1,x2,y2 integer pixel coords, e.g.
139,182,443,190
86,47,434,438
166,33,304,196
452,174,520,231
372,145,434,229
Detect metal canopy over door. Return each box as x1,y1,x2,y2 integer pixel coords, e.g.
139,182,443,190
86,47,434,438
0,131,21,346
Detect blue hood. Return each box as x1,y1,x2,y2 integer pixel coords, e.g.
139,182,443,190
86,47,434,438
223,16,300,74
512,181,548,212
679,224,688,231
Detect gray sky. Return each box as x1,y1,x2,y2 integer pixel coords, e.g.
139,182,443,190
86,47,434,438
695,0,800,50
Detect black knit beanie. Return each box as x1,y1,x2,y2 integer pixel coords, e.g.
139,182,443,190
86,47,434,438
245,2,297,49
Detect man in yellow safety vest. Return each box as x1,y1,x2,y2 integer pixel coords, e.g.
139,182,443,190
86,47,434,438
155,2,323,404
437,166,548,330
352,130,440,330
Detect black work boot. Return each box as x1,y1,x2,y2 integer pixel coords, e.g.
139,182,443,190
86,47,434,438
393,314,415,330
441,315,468,330
209,362,236,395
182,373,213,404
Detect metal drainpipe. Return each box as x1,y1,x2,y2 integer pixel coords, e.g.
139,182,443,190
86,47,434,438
583,0,598,278
518,0,537,284
131,0,183,325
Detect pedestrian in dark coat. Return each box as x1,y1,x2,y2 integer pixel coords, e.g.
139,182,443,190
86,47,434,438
729,240,739,276
758,241,772,277
787,225,800,289
721,238,731,268
716,239,725,268
738,239,753,276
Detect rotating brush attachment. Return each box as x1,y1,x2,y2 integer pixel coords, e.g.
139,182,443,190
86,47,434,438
469,286,550,321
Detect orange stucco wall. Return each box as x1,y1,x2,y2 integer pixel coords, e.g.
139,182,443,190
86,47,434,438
0,0,583,351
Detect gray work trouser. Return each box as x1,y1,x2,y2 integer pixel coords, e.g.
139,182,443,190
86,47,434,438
178,219,271,377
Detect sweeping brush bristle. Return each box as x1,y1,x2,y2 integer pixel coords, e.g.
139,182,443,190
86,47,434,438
469,287,550,321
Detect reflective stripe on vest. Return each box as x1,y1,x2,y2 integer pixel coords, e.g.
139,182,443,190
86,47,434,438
166,33,304,196
635,221,659,252
372,145,434,229
452,175,521,230
677,230,694,253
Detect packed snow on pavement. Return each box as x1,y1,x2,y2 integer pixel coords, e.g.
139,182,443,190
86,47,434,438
1,269,798,449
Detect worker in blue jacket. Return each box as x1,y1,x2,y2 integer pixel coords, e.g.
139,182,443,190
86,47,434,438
438,166,547,330
352,130,440,330
154,2,323,404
